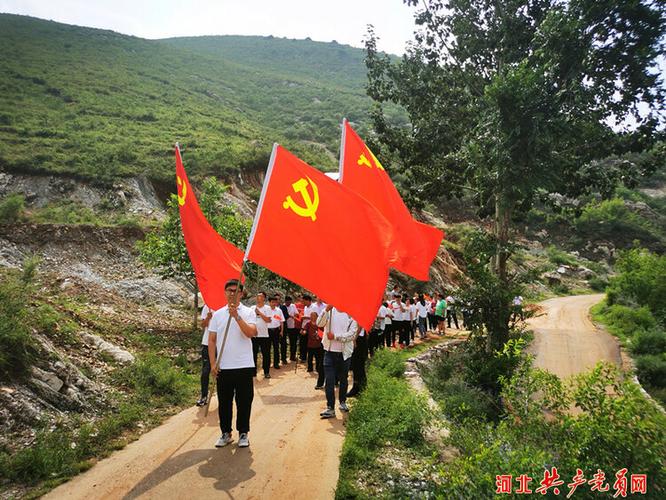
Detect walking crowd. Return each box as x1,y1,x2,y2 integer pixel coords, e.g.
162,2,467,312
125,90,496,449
198,282,471,449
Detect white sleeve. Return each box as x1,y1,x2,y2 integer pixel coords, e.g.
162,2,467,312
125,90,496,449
201,305,209,320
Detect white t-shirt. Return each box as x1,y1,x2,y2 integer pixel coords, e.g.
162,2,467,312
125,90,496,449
377,305,390,330
312,302,327,319
391,300,405,321
302,304,313,327
409,304,417,321
319,308,357,353
200,304,215,346
208,304,257,370
286,303,298,329
254,304,271,338
416,302,428,318
267,306,285,329
382,305,392,325
513,296,523,306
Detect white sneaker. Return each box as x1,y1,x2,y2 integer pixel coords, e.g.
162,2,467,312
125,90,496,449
320,407,335,418
238,433,250,448
215,432,233,447
339,402,350,412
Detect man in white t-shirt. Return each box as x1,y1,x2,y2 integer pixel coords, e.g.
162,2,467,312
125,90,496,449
197,303,215,406
300,295,313,363
267,295,285,369
415,295,429,339
208,279,257,449
253,292,273,378
512,295,524,322
284,296,300,361
317,305,358,418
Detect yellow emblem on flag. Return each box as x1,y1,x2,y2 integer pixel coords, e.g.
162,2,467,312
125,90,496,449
357,151,385,171
283,177,319,221
177,175,187,206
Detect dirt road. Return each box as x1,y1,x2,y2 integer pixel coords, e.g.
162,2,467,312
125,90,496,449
45,364,345,500
527,294,622,379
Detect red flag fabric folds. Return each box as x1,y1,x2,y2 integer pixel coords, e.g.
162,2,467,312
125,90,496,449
245,144,392,330
175,145,244,309
339,120,444,281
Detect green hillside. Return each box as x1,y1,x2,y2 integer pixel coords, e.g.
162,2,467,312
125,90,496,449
0,14,379,185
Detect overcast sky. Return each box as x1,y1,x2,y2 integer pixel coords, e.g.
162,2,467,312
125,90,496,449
0,0,416,55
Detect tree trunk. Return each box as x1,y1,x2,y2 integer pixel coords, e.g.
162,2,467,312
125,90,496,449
494,193,512,282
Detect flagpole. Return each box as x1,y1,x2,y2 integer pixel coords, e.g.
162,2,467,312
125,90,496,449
337,118,347,183
204,260,247,418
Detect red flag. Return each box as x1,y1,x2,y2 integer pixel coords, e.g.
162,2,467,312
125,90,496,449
245,144,392,330
175,145,244,309
339,119,443,281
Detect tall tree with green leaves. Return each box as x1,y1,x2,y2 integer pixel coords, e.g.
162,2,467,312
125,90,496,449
138,178,251,327
365,0,664,346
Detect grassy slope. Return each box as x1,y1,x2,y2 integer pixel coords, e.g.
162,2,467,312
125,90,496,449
0,15,376,184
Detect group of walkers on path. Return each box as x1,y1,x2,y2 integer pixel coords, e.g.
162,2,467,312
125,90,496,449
197,281,467,449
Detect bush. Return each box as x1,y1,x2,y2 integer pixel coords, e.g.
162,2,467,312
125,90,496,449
607,248,666,323
631,329,666,356
601,304,657,337
0,193,25,223
0,272,33,379
635,354,666,388
120,354,189,404
546,245,577,266
576,198,662,247
588,275,608,292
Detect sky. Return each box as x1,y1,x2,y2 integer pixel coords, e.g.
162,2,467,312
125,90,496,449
0,0,417,55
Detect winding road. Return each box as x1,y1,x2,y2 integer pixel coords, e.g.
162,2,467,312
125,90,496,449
527,294,622,379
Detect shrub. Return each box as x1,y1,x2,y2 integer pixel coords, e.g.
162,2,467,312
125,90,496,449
631,329,666,356
607,248,666,323
602,304,657,337
120,354,189,404
635,354,666,388
546,245,577,266
588,275,608,292
0,271,33,379
576,198,662,247
0,193,25,223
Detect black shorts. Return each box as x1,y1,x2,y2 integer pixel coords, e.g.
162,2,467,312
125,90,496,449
435,315,445,323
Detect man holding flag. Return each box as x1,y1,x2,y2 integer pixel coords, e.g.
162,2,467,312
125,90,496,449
208,279,257,449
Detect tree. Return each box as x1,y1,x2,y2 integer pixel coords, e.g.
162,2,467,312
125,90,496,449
365,0,665,344
138,178,251,328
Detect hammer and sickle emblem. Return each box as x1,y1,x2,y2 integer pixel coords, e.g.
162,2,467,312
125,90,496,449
357,153,373,169
282,177,319,221
357,152,385,171
177,175,187,206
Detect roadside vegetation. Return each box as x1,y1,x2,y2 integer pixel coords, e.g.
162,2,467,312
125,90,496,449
592,248,666,406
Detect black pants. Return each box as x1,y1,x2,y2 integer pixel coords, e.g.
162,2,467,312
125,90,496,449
268,328,281,368
217,368,254,434
427,313,436,331
385,323,395,347
287,328,299,360
398,320,410,346
447,309,459,329
368,329,380,356
280,329,288,363
252,337,271,375
308,346,325,386
350,335,368,392
299,329,308,361
410,320,416,340
200,344,211,399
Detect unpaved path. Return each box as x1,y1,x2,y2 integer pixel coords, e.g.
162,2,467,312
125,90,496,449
45,364,345,500
527,294,622,379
